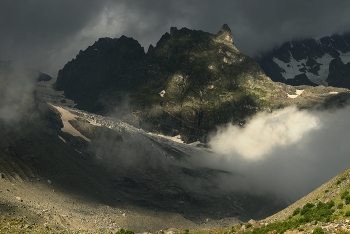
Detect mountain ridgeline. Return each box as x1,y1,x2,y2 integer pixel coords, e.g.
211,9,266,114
55,25,350,142
256,32,350,87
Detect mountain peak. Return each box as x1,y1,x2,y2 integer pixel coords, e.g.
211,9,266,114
220,23,231,33
216,24,234,44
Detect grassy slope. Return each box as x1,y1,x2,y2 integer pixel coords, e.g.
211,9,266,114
188,166,350,234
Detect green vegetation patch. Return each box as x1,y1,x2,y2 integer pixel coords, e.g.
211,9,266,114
116,228,135,234
245,219,301,234
341,190,349,199
312,227,325,234
244,201,336,234
299,202,335,223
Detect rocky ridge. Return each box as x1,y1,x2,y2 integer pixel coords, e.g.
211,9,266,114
256,32,350,86
327,57,350,89
55,25,350,143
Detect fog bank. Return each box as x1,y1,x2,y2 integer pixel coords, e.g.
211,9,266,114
191,106,350,202
0,63,36,122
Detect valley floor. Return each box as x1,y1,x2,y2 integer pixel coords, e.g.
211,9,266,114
0,171,201,233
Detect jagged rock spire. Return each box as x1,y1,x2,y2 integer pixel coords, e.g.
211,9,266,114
216,24,234,44
220,24,231,33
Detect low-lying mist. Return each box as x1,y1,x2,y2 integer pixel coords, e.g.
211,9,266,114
87,104,350,205
0,62,37,122
191,106,350,202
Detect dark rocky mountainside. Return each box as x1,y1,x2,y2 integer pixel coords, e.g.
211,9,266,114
56,25,350,142
55,36,145,107
327,57,350,88
256,32,350,86
0,61,286,230
0,90,288,232
285,73,318,87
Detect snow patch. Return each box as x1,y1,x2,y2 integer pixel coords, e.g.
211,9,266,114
51,105,91,142
288,89,304,99
58,135,66,143
159,90,166,97
151,133,184,144
340,51,350,64
306,54,333,85
272,52,349,85
273,50,350,86
272,55,307,80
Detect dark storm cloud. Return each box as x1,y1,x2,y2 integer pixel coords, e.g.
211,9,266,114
1,0,350,76
0,0,108,75
113,0,350,56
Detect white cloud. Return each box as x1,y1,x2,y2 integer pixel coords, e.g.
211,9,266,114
209,107,320,160
190,106,350,201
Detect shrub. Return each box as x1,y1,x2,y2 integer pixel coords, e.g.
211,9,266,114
300,203,315,215
304,203,316,209
341,190,349,199
345,211,350,217
293,207,301,216
337,203,344,209
300,202,335,222
312,227,325,234
345,195,350,204
327,200,335,209
248,220,300,234
116,229,134,234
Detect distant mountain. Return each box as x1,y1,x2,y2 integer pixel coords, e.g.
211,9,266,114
256,32,350,86
55,25,350,142
36,72,52,82
285,73,317,87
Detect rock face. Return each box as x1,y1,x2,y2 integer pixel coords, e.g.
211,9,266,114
56,24,286,142
55,36,145,110
285,74,317,87
256,32,350,86
36,72,52,82
327,57,350,88
55,25,350,142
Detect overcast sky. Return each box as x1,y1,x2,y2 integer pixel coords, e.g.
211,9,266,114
1,0,350,76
